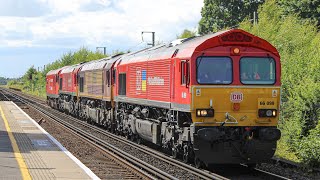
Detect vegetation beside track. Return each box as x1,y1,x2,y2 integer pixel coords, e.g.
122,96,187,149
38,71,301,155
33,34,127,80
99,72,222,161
239,0,320,168
7,47,106,98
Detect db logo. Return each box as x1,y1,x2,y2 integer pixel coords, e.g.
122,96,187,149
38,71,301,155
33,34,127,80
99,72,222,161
230,92,243,103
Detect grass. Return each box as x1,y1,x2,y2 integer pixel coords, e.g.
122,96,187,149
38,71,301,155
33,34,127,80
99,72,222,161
7,84,46,100
275,136,301,163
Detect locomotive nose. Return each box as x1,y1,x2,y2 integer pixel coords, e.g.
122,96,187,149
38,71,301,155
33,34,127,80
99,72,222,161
191,87,279,126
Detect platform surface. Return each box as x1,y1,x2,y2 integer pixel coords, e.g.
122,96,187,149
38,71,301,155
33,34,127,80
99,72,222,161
0,101,99,180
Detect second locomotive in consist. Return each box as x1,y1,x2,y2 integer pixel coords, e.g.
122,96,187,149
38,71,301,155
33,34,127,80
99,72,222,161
46,29,281,167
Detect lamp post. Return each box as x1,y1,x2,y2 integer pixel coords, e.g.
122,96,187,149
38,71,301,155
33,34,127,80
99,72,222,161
96,47,107,55
141,31,155,47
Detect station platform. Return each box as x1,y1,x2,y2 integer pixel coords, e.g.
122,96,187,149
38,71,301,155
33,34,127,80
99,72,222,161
0,101,99,180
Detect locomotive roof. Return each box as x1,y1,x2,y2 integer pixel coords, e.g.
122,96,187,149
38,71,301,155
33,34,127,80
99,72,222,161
46,67,67,76
80,58,108,71
60,63,85,74
48,29,279,74
117,29,279,65
60,65,76,74
117,32,222,65
80,54,124,72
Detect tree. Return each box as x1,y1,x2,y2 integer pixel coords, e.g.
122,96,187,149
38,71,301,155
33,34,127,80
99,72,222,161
176,29,196,39
278,0,320,26
44,47,106,75
10,47,106,98
24,66,37,81
198,0,265,35
241,0,320,167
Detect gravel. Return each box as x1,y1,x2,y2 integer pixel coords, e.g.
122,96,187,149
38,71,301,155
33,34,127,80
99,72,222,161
258,163,320,180
20,105,143,180
10,89,319,180
38,105,202,179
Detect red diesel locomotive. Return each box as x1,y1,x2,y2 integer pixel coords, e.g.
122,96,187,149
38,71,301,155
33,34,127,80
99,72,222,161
46,29,281,167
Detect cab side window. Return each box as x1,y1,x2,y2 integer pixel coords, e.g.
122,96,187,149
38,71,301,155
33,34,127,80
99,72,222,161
180,61,189,85
59,78,63,90
79,77,84,92
113,69,116,85
106,70,110,87
181,61,186,85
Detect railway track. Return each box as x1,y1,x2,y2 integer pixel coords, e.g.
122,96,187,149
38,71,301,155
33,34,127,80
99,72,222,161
0,89,156,180
1,88,292,180
1,88,225,180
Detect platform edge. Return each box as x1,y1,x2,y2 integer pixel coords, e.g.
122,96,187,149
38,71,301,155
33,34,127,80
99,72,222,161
11,101,100,180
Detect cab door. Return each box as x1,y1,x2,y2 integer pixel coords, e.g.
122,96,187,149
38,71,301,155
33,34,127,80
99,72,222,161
173,59,190,106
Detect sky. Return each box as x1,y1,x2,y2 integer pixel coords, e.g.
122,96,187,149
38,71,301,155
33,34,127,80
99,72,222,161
0,0,203,78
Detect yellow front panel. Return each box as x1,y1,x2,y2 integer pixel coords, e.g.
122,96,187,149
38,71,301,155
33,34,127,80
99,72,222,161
191,86,280,126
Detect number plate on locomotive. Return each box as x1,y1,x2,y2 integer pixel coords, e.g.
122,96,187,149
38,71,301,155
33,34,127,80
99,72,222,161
258,98,277,109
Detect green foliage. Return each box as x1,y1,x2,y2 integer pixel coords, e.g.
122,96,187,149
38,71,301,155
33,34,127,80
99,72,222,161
23,66,37,81
44,47,106,75
298,124,320,167
240,0,320,168
198,0,265,34
278,0,320,26
176,29,196,39
8,47,106,98
0,77,11,85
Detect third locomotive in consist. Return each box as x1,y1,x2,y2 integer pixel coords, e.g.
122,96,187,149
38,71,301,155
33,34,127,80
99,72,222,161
46,29,281,168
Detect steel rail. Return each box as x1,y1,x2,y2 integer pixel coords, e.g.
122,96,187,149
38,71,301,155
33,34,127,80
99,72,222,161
1,90,176,180
11,90,228,180
4,88,294,180
4,88,228,180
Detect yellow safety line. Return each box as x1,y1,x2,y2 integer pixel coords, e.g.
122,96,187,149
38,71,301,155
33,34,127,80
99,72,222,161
0,104,32,180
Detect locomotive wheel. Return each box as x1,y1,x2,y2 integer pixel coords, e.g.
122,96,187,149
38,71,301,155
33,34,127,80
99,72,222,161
125,132,130,140
115,130,119,135
247,163,257,169
87,119,93,125
130,135,135,141
194,156,204,169
136,137,143,145
182,145,190,163
172,147,178,159
183,152,189,163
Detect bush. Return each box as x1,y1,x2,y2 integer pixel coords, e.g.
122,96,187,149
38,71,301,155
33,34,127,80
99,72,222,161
11,47,106,98
241,0,320,167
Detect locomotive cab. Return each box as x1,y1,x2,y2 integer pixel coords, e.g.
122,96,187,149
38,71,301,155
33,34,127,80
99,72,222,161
189,30,281,165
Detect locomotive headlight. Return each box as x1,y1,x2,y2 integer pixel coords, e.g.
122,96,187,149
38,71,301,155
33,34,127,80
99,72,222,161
272,110,276,117
197,110,201,116
258,109,277,117
196,109,214,117
201,110,207,116
266,110,272,117
233,48,240,54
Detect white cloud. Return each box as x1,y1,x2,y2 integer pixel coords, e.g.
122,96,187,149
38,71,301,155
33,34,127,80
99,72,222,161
0,0,203,50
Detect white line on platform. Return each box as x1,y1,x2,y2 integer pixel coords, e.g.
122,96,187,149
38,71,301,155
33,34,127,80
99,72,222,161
12,101,100,180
